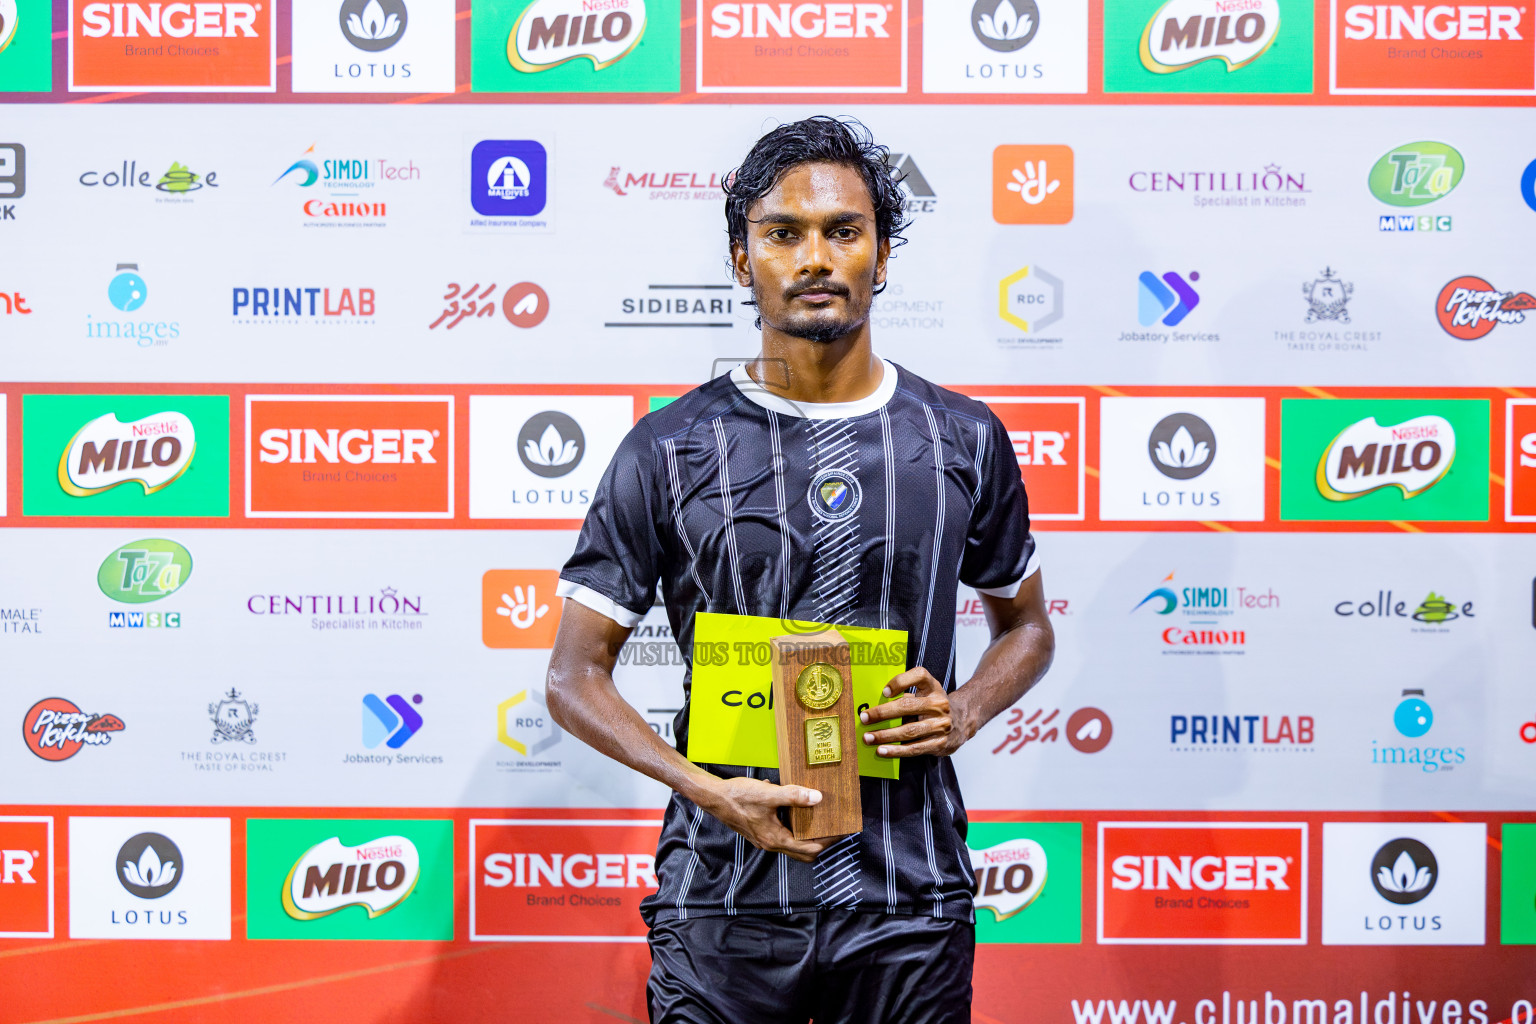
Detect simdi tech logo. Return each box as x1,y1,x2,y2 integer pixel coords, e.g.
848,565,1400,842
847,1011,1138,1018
1098,822,1307,944
1103,0,1313,93
0,1,53,92
246,395,453,518
22,395,230,518
0,817,53,939
246,819,452,940
290,0,457,93
1321,822,1486,945
967,822,1082,944
69,0,276,91
697,0,907,93
1279,399,1489,522
472,0,679,93
1333,2,1535,94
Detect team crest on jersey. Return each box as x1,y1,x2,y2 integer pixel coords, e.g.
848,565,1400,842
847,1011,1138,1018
809,469,862,522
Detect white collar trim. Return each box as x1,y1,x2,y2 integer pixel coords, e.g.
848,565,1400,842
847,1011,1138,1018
729,357,898,420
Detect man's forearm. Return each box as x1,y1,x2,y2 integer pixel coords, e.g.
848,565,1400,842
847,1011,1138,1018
950,618,1055,742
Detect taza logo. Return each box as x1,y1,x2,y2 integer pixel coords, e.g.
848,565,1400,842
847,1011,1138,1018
509,0,647,72
1315,415,1454,501
518,411,584,477
1368,142,1464,207
1147,413,1215,479
97,539,193,603
282,835,420,920
116,833,182,899
973,0,1039,51
22,698,124,761
1371,837,1436,904
1139,0,1281,73
1436,275,1535,340
341,0,406,51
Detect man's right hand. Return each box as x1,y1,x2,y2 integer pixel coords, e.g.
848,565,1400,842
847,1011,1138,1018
696,776,833,863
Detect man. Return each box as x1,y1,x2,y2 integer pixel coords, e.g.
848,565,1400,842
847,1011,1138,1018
546,117,1055,1024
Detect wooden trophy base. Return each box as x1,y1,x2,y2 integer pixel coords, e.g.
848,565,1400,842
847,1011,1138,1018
770,629,862,840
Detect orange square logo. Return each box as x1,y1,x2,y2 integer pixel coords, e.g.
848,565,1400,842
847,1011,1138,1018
483,570,563,649
1507,400,1536,521
0,817,53,938
70,0,275,92
993,146,1074,224
983,398,1085,521
697,0,907,93
1333,3,1535,93
247,396,453,519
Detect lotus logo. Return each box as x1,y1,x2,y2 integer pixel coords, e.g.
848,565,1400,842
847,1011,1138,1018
282,835,421,920
973,0,1039,52
117,833,182,899
516,411,585,478
341,0,406,51
1147,413,1216,480
1370,837,1437,905
1316,415,1455,501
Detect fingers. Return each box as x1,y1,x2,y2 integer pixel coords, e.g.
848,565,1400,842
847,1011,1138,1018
860,692,944,725
865,716,950,749
873,736,951,758
883,667,939,696
762,785,822,809
774,836,833,863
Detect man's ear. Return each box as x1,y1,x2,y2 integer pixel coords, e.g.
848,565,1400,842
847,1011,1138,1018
874,237,890,288
731,240,753,288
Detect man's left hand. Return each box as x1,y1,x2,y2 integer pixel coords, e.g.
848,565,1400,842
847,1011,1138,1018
859,668,974,758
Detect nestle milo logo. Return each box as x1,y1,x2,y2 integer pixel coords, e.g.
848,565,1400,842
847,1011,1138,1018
98,539,193,604
1368,142,1464,208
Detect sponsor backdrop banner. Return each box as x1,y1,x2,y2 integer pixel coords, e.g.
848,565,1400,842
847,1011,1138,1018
1,1,1534,1022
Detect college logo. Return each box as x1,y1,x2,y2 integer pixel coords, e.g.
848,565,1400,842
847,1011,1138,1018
68,817,231,940
470,395,632,519
968,822,1082,944
98,538,193,604
982,398,1084,519
1333,3,1534,93
247,396,453,518
1138,0,1281,73
1369,142,1464,206
1506,399,1536,521
1436,276,1535,340
58,411,194,497
471,820,660,940
483,570,563,648
362,694,423,749
1322,822,1485,944
471,139,548,218
209,688,257,744
1099,823,1307,944
283,835,420,920
0,817,52,939
474,0,677,92
1280,399,1489,521
809,468,862,522
1137,270,1200,326
992,146,1073,224
1302,267,1352,323
70,0,276,91
1100,397,1266,521
1334,590,1475,628
1105,0,1311,93
698,0,906,93
22,698,124,761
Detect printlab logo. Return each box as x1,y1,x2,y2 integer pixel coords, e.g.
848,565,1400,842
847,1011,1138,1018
362,693,423,749
470,139,549,220
1170,713,1313,751
209,689,257,744
231,286,376,324
992,145,1073,224
517,411,584,478
974,0,1039,50
1147,412,1215,480
429,281,548,329
116,833,182,899
1137,270,1200,327
482,570,563,648
341,0,406,50
1436,276,1535,340
22,698,124,761
1371,838,1436,905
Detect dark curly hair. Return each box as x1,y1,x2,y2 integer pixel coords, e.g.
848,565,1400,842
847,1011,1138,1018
724,116,911,295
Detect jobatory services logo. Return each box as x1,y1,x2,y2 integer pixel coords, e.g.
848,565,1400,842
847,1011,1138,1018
968,822,1082,944
1169,713,1313,752
992,145,1073,224
0,142,23,220
1500,824,1536,944
996,265,1065,348
246,819,453,940
1099,823,1307,944
0,2,53,91
430,281,549,329
1506,399,1536,521
22,698,124,761
496,689,563,771
921,0,1089,94
1130,270,1212,340
473,0,678,92
66,817,232,940
88,263,181,348
469,395,633,519
0,817,52,938
290,0,456,93
246,395,453,518
1332,2,1534,94
1321,822,1486,944
69,0,276,91
1280,399,1489,521
981,398,1084,519
1371,688,1467,774
1099,397,1267,521
483,570,563,648
362,693,423,750
1103,0,1312,93
1436,276,1535,339
471,819,661,940
698,0,907,93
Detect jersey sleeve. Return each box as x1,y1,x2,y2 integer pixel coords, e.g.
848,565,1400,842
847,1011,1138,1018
958,409,1040,598
557,421,665,628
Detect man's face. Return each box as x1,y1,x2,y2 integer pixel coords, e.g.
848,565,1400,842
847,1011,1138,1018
733,161,888,344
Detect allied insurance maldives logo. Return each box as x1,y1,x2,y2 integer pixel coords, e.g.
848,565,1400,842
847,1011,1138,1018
697,1,908,93
69,1,276,92
1332,2,1535,94
246,396,453,519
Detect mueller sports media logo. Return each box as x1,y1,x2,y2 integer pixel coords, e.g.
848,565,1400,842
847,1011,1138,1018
992,145,1073,224
70,1,275,91
283,835,420,921
1139,0,1282,74
1127,163,1308,210
1099,823,1307,944
1333,2,1533,93
605,165,723,201
59,411,195,497
232,286,376,325
22,698,124,761
0,817,52,939
1322,822,1486,944
471,820,661,940
699,0,907,92
246,396,453,518
1170,713,1313,751
983,398,1084,519
969,836,1046,920
1315,414,1455,501
508,0,648,73
1436,275,1535,339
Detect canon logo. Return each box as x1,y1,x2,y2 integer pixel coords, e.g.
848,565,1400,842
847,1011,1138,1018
482,852,658,888
259,428,437,465
1111,854,1289,892
710,3,890,38
2,849,37,884
1342,4,1523,40
80,2,263,38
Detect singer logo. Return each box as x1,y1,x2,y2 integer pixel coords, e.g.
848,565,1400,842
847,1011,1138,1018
1316,415,1456,502
1098,822,1306,944
1333,3,1534,92
697,1,907,92
470,819,662,940
0,817,52,938
246,396,453,518
1506,400,1536,522
981,397,1085,520
70,1,276,91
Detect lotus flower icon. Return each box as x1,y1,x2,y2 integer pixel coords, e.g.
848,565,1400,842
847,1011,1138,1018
1370,837,1438,905
1147,413,1217,481
1376,850,1432,896
341,0,406,51
1154,425,1209,470
524,423,579,469
348,0,400,41
115,832,184,898
978,1,1032,42
123,844,176,890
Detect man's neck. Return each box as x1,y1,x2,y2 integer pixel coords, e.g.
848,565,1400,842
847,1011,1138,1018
748,328,883,405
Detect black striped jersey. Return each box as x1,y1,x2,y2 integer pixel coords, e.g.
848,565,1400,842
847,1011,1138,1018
557,359,1038,923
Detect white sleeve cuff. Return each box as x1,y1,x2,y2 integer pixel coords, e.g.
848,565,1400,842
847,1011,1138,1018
556,579,646,628
973,547,1042,599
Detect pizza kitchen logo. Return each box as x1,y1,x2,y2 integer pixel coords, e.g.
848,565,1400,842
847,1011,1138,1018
1315,415,1455,501
23,698,125,761
282,835,421,920
59,412,195,497
1436,275,1535,340
1139,0,1282,74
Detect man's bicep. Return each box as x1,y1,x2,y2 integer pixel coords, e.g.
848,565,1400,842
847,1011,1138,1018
978,569,1050,639
549,598,637,679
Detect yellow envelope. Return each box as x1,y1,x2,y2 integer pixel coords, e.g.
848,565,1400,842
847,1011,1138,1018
687,612,908,780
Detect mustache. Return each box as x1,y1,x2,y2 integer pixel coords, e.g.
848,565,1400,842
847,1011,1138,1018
785,282,849,300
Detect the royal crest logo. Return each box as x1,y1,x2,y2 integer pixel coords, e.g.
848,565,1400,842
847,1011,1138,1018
22,698,124,761
58,411,195,497
1316,415,1456,501
209,689,257,745
1139,0,1282,73
809,469,862,522
970,837,1048,921
1436,275,1535,340
282,835,421,920
1303,267,1352,323
509,0,646,72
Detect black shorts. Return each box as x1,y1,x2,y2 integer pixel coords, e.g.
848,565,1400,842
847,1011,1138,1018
646,911,975,1024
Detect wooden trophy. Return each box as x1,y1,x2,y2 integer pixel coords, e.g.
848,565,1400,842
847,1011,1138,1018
770,629,862,840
